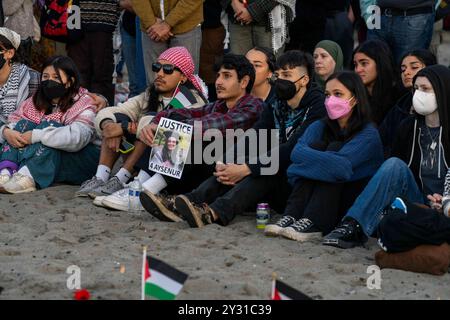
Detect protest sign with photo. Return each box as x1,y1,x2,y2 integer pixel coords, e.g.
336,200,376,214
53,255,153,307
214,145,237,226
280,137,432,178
148,117,193,179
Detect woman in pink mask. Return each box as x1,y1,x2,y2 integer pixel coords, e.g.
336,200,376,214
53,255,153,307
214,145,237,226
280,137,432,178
264,71,384,243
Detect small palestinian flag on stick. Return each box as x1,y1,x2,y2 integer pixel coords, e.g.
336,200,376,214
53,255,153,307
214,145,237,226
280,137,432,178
271,273,312,300
141,247,188,300
168,84,198,109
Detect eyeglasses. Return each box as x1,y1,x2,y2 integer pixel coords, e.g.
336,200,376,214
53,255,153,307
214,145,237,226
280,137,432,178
152,62,180,75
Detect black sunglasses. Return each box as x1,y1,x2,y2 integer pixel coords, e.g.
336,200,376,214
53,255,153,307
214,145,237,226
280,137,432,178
152,62,180,75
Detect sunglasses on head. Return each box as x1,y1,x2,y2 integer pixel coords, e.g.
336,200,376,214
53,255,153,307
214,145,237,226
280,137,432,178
152,62,180,75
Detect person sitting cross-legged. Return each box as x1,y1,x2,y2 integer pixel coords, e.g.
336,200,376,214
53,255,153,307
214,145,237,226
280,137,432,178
76,47,208,203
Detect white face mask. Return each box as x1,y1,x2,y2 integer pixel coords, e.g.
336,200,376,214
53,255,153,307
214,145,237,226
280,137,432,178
413,90,438,116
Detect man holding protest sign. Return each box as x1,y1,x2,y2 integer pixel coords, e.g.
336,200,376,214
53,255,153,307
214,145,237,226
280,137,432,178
76,47,207,212
139,53,264,220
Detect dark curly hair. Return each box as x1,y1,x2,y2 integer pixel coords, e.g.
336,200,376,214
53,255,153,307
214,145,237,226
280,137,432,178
214,53,256,93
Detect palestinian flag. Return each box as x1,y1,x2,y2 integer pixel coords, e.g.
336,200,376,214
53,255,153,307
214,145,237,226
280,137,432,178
271,279,312,300
142,253,188,300
168,85,198,109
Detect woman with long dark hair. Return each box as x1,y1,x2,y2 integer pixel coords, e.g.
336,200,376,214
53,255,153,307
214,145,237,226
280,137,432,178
353,39,403,125
151,130,183,170
324,65,450,250
379,49,437,155
0,55,100,193
245,46,276,104
265,71,384,242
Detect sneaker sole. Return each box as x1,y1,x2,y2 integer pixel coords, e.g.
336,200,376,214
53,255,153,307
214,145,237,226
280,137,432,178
175,195,204,228
322,238,363,249
101,198,129,211
280,228,322,242
2,187,37,194
75,192,91,197
93,196,107,207
264,225,284,237
140,191,182,222
88,191,110,199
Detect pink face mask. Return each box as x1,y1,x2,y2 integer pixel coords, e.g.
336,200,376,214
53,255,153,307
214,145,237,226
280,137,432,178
324,95,355,120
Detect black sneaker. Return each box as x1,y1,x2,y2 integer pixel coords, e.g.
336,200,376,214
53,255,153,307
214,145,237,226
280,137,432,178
140,190,183,222
280,218,322,242
264,215,296,237
322,217,368,249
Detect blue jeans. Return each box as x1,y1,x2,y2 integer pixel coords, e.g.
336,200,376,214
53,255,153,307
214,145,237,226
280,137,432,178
135,17,148,87
0,120,100,189
120,21,146,97
345,157,424,237
367,12,435,63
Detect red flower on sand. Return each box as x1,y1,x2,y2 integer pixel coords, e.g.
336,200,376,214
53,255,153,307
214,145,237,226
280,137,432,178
74,289,90,300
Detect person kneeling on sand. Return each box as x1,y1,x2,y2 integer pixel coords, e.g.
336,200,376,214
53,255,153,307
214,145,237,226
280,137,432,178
76,47,207,205
0,56,99,193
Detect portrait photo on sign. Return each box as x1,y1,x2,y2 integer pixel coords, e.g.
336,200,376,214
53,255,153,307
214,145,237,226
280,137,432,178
148,117,193,179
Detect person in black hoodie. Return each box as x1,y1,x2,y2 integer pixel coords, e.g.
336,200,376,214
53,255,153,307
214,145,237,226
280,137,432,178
323,65,450,249
379,49,437,157
140,50,326,227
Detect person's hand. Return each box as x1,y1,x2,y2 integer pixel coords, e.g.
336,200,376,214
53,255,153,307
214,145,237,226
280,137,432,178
427,193,443,212
106,136,122,152
103,122,123,138
140,123,158,146
119,0,134,12
348,5,355,23
231,0,245,16
147,19,173,42
235,8,253,24
128,122,138,135
87,92,108,112
21,131,33,145
214,163,251,185
3,128,27,148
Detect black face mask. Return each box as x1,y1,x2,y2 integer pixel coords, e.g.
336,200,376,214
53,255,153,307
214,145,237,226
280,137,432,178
41,80,67,100
274,76,304,100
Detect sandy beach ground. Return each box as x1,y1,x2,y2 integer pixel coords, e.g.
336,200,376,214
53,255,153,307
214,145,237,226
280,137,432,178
1,184,450,300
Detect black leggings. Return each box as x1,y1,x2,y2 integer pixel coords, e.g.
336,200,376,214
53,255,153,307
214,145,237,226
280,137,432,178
283,178,370,235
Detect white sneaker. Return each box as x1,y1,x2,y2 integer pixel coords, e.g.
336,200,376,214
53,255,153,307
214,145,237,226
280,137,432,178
2,173,36,194
0,174,11,186
93,195,107,207
101,188,136,211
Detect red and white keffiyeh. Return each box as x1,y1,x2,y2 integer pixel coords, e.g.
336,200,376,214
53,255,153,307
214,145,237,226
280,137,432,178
8,87,96,128
158,46,208,99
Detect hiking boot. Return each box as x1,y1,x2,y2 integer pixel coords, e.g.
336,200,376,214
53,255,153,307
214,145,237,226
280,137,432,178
76,176,105,197
88,176,124,198
322,217,368,249
280,218,322,242
1,173,36,194
264,215,296,237
140,190,182,222
175,195,214,228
